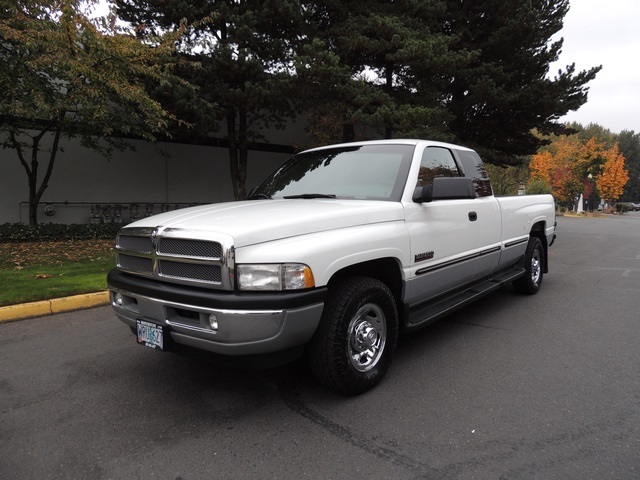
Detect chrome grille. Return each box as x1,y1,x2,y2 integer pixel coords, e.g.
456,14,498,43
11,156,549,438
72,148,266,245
115,227,233,290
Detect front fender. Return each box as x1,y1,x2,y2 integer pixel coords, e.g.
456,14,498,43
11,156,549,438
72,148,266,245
235,221,411,286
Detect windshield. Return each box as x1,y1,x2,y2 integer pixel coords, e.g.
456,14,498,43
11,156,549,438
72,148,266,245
252,144,415,201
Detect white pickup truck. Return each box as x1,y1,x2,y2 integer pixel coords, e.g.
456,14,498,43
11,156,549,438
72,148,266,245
108,139,556,394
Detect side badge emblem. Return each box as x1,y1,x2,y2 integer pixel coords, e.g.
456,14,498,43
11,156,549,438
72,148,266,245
415,251,434,263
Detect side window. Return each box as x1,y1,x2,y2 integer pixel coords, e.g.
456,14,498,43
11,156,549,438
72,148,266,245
454,149,493,197
416,147,461,187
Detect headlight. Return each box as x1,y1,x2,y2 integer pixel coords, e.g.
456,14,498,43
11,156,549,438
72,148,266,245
237,263,315,291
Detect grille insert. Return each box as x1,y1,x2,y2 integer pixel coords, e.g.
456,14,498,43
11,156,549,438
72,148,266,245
118,235,153,254
157,238,222,258
158,261,222,283
118,254,154,274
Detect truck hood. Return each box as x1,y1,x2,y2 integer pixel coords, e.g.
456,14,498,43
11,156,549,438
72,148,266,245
122,199,405,247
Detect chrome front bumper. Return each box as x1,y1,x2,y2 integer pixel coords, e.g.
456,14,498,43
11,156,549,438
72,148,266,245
110,289,324,355
108,270,326,356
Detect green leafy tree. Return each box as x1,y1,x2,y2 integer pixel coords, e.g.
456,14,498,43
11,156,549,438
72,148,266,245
618,130,640,201
568,121,618,147
484,163,528,196
527,178,553,196
115,0,302,200
0,0,180,224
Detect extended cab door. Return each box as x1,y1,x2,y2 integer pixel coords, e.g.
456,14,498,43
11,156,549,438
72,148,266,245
403,146,501,307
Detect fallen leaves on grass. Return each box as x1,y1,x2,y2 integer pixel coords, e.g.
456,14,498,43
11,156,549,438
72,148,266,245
0,240,115,269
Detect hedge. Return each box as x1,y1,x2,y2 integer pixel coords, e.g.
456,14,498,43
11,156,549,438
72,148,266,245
0,223,122,243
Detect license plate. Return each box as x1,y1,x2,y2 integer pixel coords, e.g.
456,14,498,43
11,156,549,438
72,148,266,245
136,320,165,350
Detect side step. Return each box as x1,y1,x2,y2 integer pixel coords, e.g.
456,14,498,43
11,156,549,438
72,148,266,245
405,268,525,332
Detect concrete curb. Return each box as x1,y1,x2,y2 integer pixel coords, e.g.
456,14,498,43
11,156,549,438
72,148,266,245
0,291,110,323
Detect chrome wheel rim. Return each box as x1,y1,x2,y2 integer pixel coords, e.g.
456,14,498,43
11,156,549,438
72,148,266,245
531,249,542,284
347,303,387,372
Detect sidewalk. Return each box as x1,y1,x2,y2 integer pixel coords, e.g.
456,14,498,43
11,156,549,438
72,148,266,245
0,291,110,323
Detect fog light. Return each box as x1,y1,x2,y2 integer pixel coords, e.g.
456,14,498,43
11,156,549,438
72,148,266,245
209,314,219,331
114,292,124,306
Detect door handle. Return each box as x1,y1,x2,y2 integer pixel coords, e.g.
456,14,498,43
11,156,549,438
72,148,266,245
468,211,478,221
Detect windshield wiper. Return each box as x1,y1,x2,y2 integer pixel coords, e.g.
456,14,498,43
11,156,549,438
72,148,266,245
248,193,272,200
283,193,337,199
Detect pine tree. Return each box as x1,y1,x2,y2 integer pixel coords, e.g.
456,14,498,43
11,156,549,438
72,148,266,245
300,0,600,164
299,0,457,142
115,0,302,200
439,0,601,165
618,130,640,201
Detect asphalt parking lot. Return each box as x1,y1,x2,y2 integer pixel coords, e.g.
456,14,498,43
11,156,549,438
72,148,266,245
1,214,639,479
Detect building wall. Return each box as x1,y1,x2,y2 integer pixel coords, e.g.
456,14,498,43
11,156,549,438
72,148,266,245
0,132,300,225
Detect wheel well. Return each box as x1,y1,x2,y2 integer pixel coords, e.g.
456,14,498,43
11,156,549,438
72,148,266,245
328,258,403,304
530,221,548,273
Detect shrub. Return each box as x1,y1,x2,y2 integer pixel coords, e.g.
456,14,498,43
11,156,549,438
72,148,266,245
526,179,554,195
615,203,630,214
0,223,121,242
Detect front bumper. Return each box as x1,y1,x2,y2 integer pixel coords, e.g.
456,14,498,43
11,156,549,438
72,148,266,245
107,269,326,356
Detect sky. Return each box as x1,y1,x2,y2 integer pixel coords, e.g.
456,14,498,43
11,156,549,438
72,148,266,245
550,0,640,133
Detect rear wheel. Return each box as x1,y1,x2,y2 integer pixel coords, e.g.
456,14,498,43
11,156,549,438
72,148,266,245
308,276,398,395
513,236,544,295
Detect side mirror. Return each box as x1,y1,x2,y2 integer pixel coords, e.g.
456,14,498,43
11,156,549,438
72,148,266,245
413,177,476,203
412,185,433,203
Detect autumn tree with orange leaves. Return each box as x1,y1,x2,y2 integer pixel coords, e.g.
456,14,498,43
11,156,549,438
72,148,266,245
529,136,629,206
596,144,629,203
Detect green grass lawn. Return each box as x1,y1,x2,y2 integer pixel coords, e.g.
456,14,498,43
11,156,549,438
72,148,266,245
0,240,115,306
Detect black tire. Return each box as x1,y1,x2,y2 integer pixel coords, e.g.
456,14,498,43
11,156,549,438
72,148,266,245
513,236,544,295
308,276,399,395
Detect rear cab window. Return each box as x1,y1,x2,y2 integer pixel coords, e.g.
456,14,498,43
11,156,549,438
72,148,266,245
453,149,493,197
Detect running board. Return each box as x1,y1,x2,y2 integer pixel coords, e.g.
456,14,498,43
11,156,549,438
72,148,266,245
405,268,525,332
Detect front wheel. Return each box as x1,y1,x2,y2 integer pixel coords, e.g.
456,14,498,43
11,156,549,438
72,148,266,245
513,236,544,295
308,276,399,395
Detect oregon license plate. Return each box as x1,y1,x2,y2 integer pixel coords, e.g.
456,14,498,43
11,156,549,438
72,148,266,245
136,320,165,350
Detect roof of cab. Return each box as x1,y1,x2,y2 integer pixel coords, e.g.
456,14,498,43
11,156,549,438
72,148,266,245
300,139,475,154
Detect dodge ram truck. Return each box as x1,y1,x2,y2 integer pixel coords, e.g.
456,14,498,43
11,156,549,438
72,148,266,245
107,139,556,395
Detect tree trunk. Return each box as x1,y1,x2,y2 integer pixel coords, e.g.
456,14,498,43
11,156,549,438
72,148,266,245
11,127,60,225
27,140,39,226
226,108,241,200
226,107,249,201
385,62,394,139
342,123,355,143
30,129,61,225
236,107,248,200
